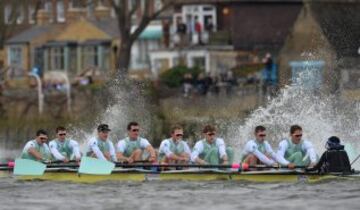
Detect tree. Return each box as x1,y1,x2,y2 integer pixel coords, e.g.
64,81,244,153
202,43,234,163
0,0,42,53
109,0,176,76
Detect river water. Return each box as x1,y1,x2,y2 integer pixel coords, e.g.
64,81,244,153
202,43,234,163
0,177,359,210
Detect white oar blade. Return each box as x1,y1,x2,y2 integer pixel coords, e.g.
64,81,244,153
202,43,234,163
78,157,115,175
14,159,46,176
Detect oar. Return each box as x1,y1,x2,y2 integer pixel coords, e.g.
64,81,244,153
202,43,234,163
0,161,15,168
111,163,308,172
248,165,306,169
78,156,115,175
13,159,46,176
351,154,360,166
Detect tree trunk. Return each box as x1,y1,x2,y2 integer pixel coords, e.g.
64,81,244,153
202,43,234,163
117,37,133,77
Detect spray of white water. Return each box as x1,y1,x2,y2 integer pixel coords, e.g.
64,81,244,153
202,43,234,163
229,69,360,167
71,79,152,151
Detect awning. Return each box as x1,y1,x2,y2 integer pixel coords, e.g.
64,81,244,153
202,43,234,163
133,25,163,40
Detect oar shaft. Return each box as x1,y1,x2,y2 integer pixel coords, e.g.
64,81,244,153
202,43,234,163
351,154,360,165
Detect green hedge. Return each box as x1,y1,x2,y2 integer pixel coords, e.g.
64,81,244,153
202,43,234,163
159,66,203,88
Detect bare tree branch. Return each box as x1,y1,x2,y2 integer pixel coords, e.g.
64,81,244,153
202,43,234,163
128,0,141,19
130,1,174,43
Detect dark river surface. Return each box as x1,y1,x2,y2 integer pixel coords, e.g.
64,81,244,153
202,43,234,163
0,177,359,210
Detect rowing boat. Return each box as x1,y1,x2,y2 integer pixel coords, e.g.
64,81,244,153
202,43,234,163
1,168,359,184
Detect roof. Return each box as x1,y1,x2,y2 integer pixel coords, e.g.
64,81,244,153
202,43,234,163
93,18,163,40
90,18,120,38
6,25,55,44
232,3,302,51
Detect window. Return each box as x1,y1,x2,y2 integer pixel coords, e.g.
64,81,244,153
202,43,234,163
16,6,25,24
69,0,84,9
8,46,23,67
4,4,12,24
82,46,98,68
28,4,36,24
102,46,110,70
49,47,65,70
154,0,162,11
192,56,205,69
136,40,149,66
57,1,65,22
44,2,53,22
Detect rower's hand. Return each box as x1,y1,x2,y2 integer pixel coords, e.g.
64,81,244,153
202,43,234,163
272,163,280,168
149,156,156,163
287,163,296,169
223,160,228,165
63,158,69,163
199,159,208,165
127,157,134,164
307,163,316,168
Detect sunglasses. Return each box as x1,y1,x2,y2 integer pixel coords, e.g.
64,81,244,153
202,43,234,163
258,134,266,137
39,137,48,140
294,134,303,137
175,134,183,137
131,129,139,132
58,133,66,136
207,133,216,136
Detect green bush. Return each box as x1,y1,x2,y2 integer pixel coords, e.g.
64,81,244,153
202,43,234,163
159,66,203,88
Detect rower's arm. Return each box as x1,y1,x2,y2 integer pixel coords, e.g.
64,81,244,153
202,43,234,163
90,143,107,161
191,142,205,164
303,141,317,164
49,142,66,161
28,148,44,161
253,149,275,166
116,141,128,162
160,141,173,158
276,141,290,166
217,138,227,159
108,142,117,162
145,145,156,160
69,140,81,160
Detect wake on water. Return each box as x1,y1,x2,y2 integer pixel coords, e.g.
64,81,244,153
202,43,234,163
228,69,360,168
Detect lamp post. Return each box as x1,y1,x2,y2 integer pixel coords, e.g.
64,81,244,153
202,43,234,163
28,73,44,114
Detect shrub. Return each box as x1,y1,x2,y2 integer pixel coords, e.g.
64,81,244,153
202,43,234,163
159,66,203,88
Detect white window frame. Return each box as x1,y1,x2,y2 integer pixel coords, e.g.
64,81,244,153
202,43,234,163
8,46,23,67
69,0,84,10
49,47,65,71
4,4,12,24
82,46,98,68
44,2,53,23
16,6,25,24
28,4,36,24
56,0,66,23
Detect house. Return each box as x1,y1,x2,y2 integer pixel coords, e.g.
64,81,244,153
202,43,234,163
4,17,164,78
149,0,303,78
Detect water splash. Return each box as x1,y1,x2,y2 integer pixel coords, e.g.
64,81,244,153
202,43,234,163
229,68,360,166
71,79,152,151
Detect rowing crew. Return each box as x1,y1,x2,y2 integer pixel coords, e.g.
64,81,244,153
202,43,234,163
19,123,352,173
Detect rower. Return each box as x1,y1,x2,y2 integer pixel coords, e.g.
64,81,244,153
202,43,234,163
49,126,81,163
116,122,156,163
276,125,318,168
309,136,352,174
191,125,234,165
158,125,191,164
240,126,278,166
86,124,117,162
20,129,52,162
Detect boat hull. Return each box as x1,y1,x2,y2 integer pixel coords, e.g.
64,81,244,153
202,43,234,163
3,168,357,184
